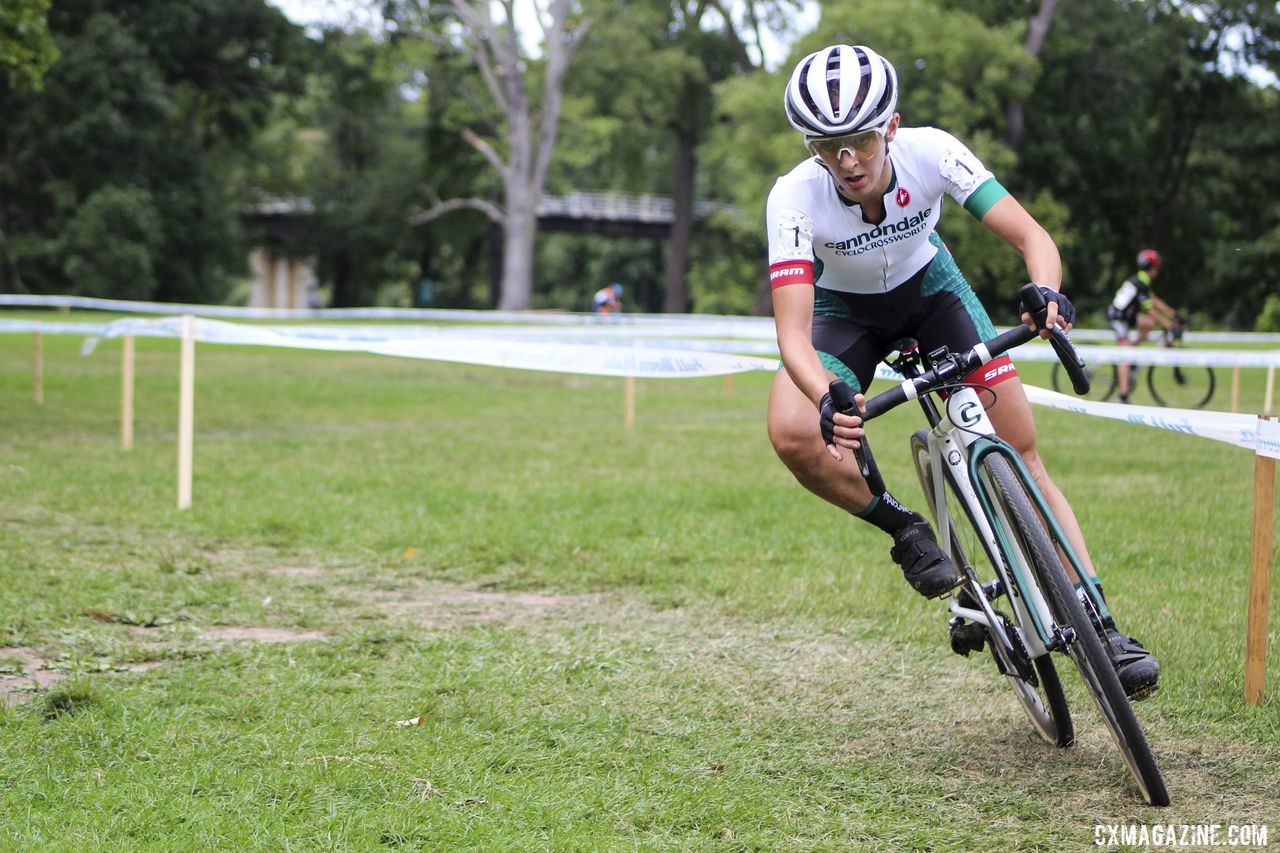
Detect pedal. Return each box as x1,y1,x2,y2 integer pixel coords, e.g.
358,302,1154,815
949,618,987,657
956,578,1004,610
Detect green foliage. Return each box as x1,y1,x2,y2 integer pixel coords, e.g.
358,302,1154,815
1253,292,1280,333
0,0,1275,323
813,0,1034,139
60,187,162,299
0,0,307,300
0,0,59,91
974,0,1280,322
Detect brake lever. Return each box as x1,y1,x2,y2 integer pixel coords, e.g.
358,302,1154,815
828,380,886,494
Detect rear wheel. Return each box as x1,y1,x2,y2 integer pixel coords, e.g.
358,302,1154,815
985,455,1170,807
1052,360,1115,401
909,431,1072,747
1147,363,1215,408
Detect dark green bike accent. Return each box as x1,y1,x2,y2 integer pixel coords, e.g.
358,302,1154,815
967,438,1104,646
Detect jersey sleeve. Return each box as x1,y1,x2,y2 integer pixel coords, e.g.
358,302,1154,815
765,181,816,288
925,129,1008,219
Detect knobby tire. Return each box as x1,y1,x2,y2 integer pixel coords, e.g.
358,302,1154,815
909,431,1072,748
985,455,1170,807
1147,364,1215,408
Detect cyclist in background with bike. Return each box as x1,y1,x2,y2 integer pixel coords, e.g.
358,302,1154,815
766,44,1158,699
1108,249,1180,404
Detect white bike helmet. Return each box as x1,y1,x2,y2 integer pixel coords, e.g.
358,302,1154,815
784,44,898,137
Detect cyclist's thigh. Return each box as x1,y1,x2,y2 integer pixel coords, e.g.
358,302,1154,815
768,367,821,443
982,377,1039,456
810,287,891,394
1109,317,1133,342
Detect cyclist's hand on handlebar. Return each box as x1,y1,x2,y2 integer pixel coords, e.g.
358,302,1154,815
1019,285,1075,339
819,388,866,461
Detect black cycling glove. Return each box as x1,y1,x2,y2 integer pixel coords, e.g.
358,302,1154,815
1020,285,1075,326
819,391,839,447
819,379,857,446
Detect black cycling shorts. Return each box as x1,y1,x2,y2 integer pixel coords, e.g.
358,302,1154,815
811,249,1015,394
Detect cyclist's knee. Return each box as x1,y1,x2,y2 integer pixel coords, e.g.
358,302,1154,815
768,419,822,472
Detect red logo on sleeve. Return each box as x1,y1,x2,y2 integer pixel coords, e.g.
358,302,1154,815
895,187,910,207
769,260,814,289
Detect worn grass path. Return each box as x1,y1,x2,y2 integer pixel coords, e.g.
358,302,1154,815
1,326,1277,849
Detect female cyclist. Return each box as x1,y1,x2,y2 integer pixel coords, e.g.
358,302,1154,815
765,44,1158,699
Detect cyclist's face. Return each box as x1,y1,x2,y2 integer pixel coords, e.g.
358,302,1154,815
809,115,898,200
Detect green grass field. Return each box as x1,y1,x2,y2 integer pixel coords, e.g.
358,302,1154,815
2,319,1278,849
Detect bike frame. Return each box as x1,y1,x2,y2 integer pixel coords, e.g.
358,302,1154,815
916,383,1106,658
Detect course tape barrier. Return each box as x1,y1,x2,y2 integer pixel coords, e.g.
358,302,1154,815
4,292,1280,345
64,316,781,378
2,315,1273,451
4,314,1276,369
871,363,1264,453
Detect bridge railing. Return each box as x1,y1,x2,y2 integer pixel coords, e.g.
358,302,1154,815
537,191,727,224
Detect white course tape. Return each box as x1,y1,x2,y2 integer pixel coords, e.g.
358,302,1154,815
1021,385,1260,451
0,292,778,334
1258,417,1280,461
3,314,1273,451
1015,342,1280,368
5,293,1280,345
871,363,1261,452
77,317,780,378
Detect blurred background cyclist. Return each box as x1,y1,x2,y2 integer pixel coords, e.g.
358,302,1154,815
1106,249,1181,404
593,283,624,315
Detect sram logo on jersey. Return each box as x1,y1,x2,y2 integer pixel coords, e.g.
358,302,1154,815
824,207,932,256
769,260,813,289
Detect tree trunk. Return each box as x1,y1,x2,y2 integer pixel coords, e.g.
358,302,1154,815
331,248,355,308
1006,0,1062,150
499,190,537,310
663,133,697,313
487,220,503,309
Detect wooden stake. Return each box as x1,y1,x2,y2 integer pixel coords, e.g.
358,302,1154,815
33,331,43,405
121,335,135,450
724,373,734,396
177,316,195,510
1232,366,1241,413
1265,366,1275,416
624,375,635,429
1246,415,1278,705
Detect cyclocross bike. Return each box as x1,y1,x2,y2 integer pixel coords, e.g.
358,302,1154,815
1051,316,1215,408
835,284,1169,806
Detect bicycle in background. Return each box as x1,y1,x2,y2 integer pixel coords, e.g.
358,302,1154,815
1051,315,1215,408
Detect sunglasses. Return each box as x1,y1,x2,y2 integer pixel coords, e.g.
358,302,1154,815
806,126,888,160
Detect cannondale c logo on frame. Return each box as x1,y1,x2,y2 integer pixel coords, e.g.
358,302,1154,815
895,187,910,207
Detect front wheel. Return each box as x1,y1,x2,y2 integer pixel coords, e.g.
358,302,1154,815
1052,360,1116,402
1147,364,1215,408
909,431,1072,748
985,456,1170,806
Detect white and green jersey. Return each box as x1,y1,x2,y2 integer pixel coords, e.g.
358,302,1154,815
766,126,1008,294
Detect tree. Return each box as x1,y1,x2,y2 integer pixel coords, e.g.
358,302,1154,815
0,0,308,301
293,31,424,307
392,0,590,310
0,0,59,91
570,0,806,313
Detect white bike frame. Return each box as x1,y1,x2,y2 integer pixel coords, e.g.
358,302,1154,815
920,385,1058,659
